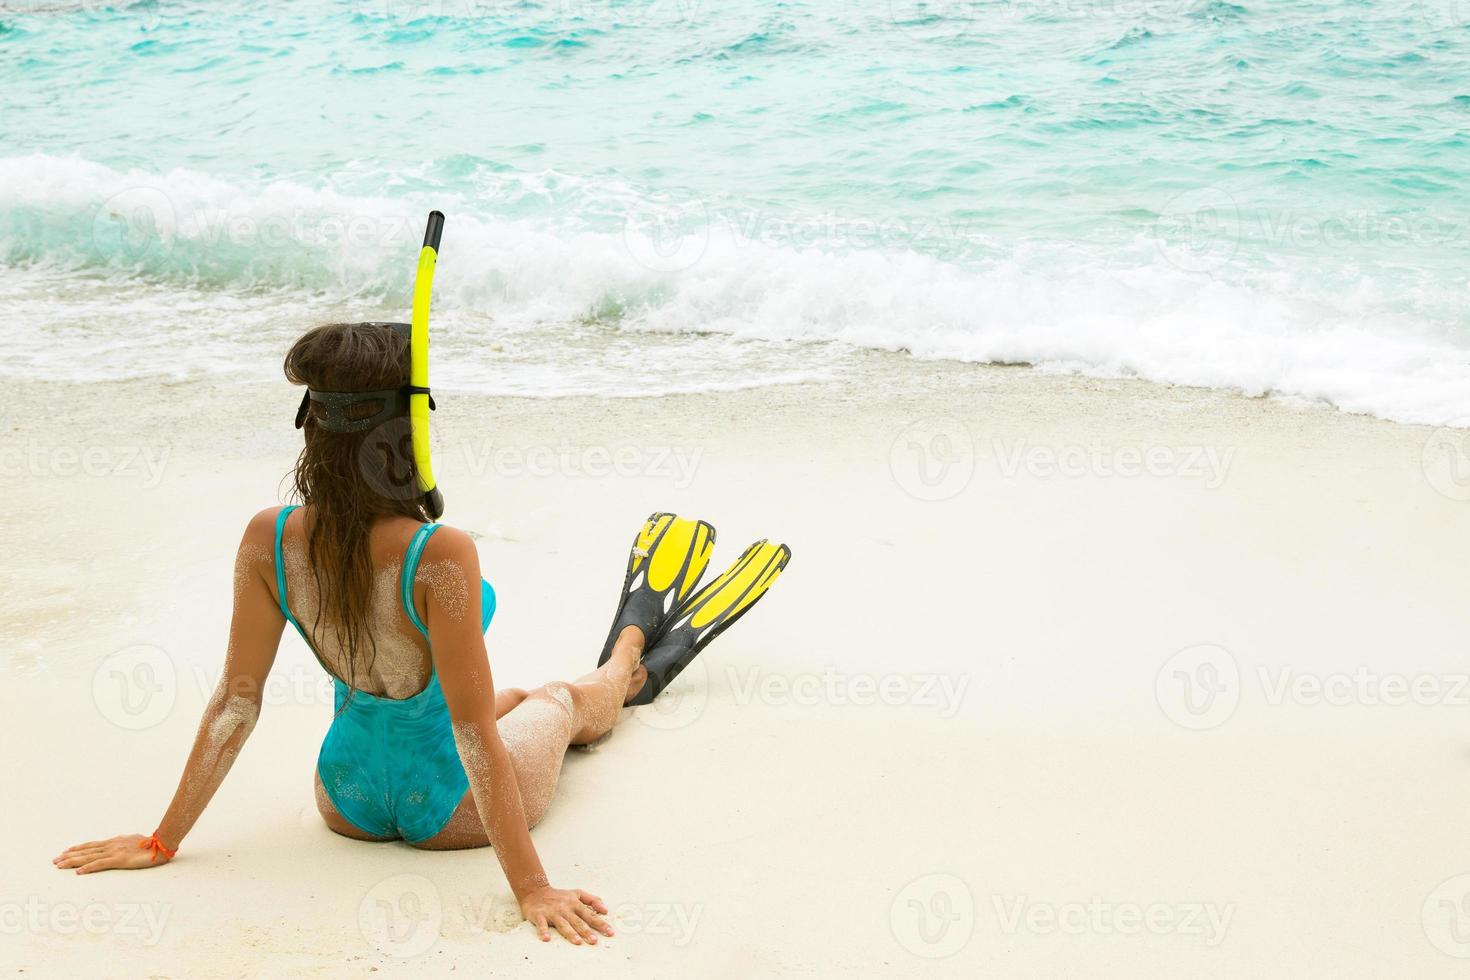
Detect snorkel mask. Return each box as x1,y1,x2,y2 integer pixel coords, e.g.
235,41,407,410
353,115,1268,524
294,211,447,519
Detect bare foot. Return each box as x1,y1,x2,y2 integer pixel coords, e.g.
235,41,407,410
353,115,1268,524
612,624,648,705
624,664,648,706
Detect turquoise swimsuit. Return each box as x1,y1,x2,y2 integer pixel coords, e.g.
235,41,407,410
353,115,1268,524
272,506,495,843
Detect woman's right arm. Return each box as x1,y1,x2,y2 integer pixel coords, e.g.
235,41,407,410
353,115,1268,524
422,527,612,946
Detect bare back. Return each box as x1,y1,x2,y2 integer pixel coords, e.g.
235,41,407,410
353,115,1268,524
276,507,439,699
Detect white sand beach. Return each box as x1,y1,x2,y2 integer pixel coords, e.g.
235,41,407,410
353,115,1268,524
4,356,1469,977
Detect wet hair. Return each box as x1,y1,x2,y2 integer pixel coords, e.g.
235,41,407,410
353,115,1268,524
283,322,430,691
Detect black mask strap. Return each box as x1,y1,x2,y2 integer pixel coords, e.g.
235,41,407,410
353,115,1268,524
295,386,421,433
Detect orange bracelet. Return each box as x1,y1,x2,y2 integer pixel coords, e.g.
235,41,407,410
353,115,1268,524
140,832,176,862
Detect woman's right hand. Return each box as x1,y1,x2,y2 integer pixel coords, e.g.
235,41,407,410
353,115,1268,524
53,834,171,873
518,885,613,945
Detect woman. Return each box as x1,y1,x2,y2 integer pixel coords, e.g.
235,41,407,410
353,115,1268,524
52,321,790,947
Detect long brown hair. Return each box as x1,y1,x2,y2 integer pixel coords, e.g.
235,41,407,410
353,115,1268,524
283,322,430,689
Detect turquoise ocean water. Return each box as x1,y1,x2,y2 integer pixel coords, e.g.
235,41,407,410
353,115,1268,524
1,0,1468,420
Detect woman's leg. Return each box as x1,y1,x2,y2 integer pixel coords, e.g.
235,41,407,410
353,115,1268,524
413,628,644,850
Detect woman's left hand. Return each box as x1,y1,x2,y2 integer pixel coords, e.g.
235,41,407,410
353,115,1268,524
518,885,613,945
53,834,172,873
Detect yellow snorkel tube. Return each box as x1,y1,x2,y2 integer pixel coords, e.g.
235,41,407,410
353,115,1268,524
291,211,447,517
410,211,446,519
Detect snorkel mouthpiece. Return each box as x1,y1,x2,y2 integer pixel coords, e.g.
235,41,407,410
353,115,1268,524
294,212,447,520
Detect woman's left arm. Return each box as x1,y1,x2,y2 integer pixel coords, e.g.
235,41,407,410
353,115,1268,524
54,508,286,873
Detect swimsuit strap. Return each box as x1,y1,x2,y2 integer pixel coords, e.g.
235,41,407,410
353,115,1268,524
272,505,340,683
401,522,442,640
273,505,309,642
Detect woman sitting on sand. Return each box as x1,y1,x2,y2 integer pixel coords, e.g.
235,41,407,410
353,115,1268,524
51,321,790,947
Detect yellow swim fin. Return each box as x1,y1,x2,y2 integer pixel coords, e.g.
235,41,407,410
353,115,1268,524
626,538,791,706
598,512,717,667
